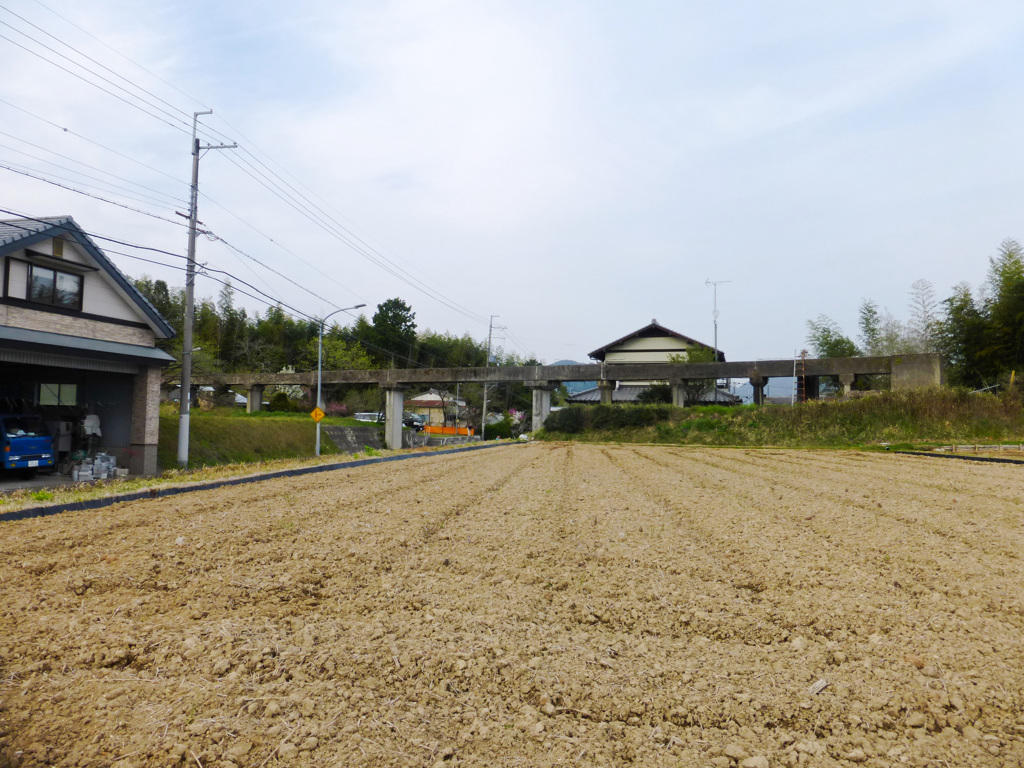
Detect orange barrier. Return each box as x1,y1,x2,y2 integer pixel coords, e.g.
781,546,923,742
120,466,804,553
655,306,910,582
423,426,474,436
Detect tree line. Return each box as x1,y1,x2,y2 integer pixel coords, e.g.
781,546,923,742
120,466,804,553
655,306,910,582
806,239,1024,390
132,278,543,421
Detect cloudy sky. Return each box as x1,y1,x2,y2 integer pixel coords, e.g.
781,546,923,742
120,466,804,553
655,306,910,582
3,1,1023,365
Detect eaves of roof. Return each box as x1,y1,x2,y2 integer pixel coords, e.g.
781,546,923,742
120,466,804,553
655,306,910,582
0,325,176,366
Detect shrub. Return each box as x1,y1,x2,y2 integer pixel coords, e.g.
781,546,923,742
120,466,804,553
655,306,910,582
636,384,672,404
485,417,514,440
267,392,293,412
544,404,676,433
544,407,593,433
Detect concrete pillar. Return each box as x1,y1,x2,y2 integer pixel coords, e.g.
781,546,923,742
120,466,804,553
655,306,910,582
891,353,942,390
749,373,767,405
669,379,686,407
839,373,855,396
804,376,820,400
529,383,556,431
129,365,161,476
246,384,264,413
383,386,407,450
598,380,616,405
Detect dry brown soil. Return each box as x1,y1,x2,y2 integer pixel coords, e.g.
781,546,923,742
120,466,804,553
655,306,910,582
1,444,1022,768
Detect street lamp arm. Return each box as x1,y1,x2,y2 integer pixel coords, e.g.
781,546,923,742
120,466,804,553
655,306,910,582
321,303,365,329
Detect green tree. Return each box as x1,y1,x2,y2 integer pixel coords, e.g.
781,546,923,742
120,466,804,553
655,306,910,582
367,298,417,366
982,239,1024,378
668,345,717,405
806,315,860,358
303,335,374,372
907,279,938,353
858,300,882,356
935,282,988,387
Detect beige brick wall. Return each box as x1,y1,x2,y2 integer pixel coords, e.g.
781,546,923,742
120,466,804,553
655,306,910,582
131,366,162,444
2,305,155,347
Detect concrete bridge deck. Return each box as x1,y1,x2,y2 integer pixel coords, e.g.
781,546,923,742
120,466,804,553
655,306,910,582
214,354,941,449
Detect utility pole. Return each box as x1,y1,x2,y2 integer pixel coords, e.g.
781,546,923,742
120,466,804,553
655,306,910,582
177,111,236,467
481,314,497,440
705,278,731,405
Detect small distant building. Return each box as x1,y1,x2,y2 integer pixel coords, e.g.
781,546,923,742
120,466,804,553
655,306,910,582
405,389,466,427
569,319,739,405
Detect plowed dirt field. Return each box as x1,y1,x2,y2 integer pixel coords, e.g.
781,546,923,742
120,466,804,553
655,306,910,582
1,444,1022,768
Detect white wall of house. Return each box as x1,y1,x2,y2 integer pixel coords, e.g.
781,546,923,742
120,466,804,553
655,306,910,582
6,241,142,323
603,335,695,364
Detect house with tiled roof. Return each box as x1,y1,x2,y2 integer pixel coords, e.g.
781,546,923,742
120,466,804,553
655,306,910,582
568,320,739,405
0,216,175,475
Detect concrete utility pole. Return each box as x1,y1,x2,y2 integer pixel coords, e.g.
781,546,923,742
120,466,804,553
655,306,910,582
177,111,237,468
705,278,731,404
480,314,497,440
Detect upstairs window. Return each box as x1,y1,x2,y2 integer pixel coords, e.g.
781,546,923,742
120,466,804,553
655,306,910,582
28,264,82,310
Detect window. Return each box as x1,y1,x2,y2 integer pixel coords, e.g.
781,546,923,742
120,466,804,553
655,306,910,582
28,264,82,309
39,383,77,406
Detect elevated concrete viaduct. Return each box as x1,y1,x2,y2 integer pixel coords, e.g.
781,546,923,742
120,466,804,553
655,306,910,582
216,353,941,450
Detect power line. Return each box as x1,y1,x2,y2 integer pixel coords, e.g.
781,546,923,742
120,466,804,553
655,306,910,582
104,247,317,321
0,152,175,211
0,134,186,207
28,0,212,111
0,4,196,124
2,10,490,330
4,203,473,367
201,112,491,326
216,150,490,324
0,162,186,226
0,97,189,186
0,30,189,134
0,207,323,323
3,13,488,329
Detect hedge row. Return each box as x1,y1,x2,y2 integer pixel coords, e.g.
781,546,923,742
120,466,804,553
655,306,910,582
544,404,674,433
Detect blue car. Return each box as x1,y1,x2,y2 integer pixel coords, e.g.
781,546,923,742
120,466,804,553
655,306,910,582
1,414,55,478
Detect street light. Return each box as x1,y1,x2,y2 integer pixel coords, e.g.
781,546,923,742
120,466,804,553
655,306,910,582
316,303,366,456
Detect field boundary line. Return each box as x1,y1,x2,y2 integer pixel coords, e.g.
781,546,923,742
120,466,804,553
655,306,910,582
894,450,1024,466
0,442,523,523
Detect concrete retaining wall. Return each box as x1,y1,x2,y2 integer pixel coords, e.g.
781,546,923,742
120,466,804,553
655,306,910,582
323,426,429,452
322,426,383,453
427,435,482,447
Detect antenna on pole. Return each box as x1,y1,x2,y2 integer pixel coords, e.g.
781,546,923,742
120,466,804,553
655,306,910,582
705,278,732,404
177,111,237,468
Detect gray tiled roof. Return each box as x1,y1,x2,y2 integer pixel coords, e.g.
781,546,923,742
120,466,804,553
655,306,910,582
567,384,741,404
0,216,70,247
567,385,651,403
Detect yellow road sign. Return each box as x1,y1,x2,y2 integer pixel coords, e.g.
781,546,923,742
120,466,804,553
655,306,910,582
310,407,325,423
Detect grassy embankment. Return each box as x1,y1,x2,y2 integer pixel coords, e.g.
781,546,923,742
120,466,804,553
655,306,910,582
538,388,1024,449
157,405,378,468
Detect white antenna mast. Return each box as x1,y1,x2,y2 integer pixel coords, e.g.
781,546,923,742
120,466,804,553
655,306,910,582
705,278,732,404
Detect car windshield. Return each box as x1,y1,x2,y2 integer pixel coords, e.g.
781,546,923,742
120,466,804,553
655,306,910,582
3,416,48,438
